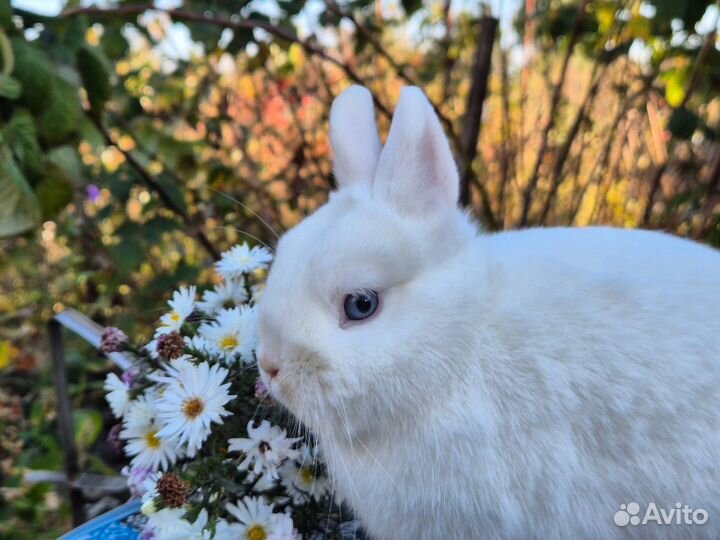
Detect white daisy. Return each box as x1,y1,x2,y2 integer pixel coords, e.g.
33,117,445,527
278,445,328,503
121,414,181,471
228,420,300,480
145,337,160,359
144,507,185,533
146,508,212,540
124,390,158,431
104,372,131,418
198,306,257,362
148,355,197,387
215,519,248,540
140,470,163,506
215,244,272,281
224,497,298,540
270,511,301,540
156,286,196,336
197,279,248,314
155,361,234,457
184,335,211,355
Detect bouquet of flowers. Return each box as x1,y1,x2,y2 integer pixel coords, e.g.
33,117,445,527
102,243,360,540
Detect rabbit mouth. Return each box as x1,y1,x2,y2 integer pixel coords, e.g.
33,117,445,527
268,356,331,416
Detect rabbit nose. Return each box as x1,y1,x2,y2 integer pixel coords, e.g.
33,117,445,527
259,355,280,379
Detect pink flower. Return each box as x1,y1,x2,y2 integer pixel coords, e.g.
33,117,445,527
101,326,129,353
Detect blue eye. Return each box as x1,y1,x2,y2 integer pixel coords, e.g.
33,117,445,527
343,290,379,321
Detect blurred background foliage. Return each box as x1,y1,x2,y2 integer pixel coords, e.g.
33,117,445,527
0,0,719,536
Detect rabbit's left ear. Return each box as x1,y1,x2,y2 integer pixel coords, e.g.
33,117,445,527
330,85,382,189
373,87,459,213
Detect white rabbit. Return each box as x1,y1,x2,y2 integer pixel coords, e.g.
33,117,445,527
256,85,720,540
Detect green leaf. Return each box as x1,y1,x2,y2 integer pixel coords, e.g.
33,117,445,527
595,2,617,34
154,175,188,214
73,408,103,450
35,160,74,219
186,21,224,51
278,0,306,16
661,66,689,107
667,106,700,139
77,43,112,115
101,23,129,59
0,0,11,31
10,38,54,114
35,76,82,147
0,147,41,237
2,108,43,181
225,28,254,54
401,0,423,16
47,145,84,185
0,73,20,99
628,15,651,40
108,224,146,274
143,216,180,244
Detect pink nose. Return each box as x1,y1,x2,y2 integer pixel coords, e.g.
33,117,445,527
259,355,280,379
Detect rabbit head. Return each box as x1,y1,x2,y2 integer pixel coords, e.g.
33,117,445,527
257,86,477,437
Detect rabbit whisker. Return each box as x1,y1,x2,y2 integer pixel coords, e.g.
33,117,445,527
208,187,282,240
209,225,276,254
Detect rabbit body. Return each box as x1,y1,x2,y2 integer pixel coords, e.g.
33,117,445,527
256,86,720,540
321,225,720,540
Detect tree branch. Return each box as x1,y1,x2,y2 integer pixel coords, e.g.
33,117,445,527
458,16,498,227
582,80,651,223
518,0,589,226
537,61,607,223
439,0,455,103
640,18,717,226
323,0,465,165
497,44,513,226
87,113,221,261
61,3,392,118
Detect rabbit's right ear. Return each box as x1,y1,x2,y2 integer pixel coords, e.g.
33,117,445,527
329,86,381,190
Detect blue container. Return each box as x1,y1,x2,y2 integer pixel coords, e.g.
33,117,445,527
58,500,143,540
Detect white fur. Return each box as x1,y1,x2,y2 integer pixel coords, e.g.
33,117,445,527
329,85,382,189
257,85,720,539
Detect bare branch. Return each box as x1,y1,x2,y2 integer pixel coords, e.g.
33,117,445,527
439,0,455,103
537,61,607,223
518,0,589,226
497,45,513,226
87,112,221,261
458,16,499,227
323,0,465,162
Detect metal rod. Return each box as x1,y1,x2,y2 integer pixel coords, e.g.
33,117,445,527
48,319,85,526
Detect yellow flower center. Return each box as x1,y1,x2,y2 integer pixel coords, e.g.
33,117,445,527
144,430,161,449
299,466,314,484
181,397,205,419
246,524,267,540
170,311,181,322
220,334,239,350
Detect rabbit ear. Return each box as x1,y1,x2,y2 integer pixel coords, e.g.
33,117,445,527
373,86,459,213
329,85,382,189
